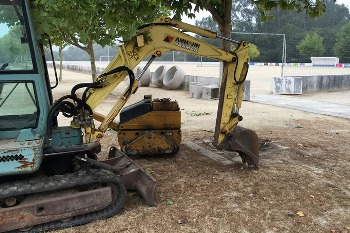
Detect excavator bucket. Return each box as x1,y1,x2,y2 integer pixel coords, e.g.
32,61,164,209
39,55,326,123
214,125,259,168
76,147,156,206
103,147,156,206
229,126,259,168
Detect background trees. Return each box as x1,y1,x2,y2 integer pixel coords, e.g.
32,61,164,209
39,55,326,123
0,26,32,66
192,0,350,63
33,0,168,80
37,0,350,68
297,33,325,59
334,22,350,63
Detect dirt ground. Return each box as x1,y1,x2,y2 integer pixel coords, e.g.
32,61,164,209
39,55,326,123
51,67,350,233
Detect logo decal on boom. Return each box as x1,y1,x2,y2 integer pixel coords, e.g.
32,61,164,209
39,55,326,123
163,35,201,53
163,36,174,43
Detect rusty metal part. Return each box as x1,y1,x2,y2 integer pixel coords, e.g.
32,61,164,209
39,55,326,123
75,148,156,207
0,187,112,232
115,97,181,157
214,125,259,168
105,147,156,206
0,169,126,233
152,98,179,111
119,130,180,156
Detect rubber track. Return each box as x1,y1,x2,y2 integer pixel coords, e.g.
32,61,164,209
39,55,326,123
0,169,127,233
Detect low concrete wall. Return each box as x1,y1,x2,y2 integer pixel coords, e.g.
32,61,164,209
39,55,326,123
302,75,350,92
271,75,350,94
47,63,105,75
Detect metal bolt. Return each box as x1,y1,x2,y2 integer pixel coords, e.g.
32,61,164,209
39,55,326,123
5,197,17,207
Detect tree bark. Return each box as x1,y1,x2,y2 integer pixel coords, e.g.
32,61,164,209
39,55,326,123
206,0,233,51
206,0,233,84
219,0,233,51
86,41,97,82
64,34,97,82
59,45,63,81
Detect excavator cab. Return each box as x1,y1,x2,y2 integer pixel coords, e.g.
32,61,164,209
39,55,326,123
0,1,155,232
0,0,51,175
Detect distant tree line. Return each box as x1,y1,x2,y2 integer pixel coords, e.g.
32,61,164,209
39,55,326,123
43,0,350,64
230,0,350,63
45,45,118,62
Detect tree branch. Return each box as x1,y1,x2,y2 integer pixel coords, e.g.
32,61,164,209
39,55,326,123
60,31,87,51
205,3,223,26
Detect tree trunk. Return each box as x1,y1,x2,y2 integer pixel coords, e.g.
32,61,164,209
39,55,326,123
87,41,97,82
59,45,63,81
207,0,233,83
218,0,233,51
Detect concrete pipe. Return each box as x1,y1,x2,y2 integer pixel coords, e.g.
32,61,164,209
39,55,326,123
151,65,167,88
163,66,185,90
136,66,151,87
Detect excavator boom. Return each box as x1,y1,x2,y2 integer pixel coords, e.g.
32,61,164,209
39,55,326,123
82,16,259,166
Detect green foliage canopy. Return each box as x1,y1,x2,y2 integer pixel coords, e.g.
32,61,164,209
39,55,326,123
334,22,350,60
0,26,28,63
218,0,349,63
297,32,325,58
247,43,260,59
33,0,168,45
163,0,333,53
32,0,168,80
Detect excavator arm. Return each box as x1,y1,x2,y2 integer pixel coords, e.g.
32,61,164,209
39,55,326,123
76,17,257,167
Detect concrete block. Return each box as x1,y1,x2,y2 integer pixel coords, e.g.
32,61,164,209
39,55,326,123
271,76,302,94
183,141,233,166
202,84,220,100
189,82,209,99
243,80,250,101
183,75,219,91
190,81,251,101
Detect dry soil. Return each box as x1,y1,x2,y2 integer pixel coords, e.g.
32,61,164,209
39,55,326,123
51,66,350,233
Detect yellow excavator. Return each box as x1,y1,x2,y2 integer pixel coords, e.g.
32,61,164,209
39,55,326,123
0,0,259,232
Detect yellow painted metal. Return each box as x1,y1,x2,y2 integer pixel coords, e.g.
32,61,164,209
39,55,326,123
213,43,250,146
117,98,181,156
93,112,118,131
82,16,249,144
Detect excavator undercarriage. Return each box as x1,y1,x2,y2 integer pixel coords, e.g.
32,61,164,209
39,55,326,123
0,169,126,232
0,144,156,232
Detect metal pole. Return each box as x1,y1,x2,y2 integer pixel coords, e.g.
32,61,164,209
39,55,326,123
217,35,240,44
136,56,156,81
281,34,286,77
